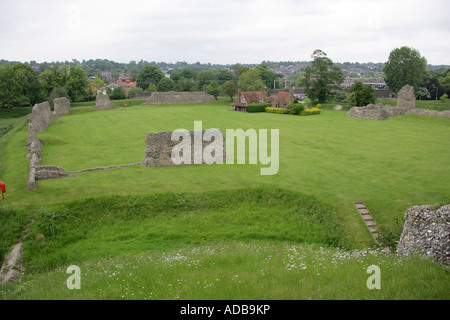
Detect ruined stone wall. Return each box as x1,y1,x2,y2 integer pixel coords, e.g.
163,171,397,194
142,91,213,105
26,98,72,190
396,204,449,265
141,129,226,167
346,84,415,120
94,94,118,110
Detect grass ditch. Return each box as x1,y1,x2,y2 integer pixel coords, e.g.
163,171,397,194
22,187,353,273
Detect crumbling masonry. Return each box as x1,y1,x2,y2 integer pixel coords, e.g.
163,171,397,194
26,98,72,190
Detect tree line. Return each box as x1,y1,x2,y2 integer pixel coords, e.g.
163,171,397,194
1,47,449,109
0,63,89,109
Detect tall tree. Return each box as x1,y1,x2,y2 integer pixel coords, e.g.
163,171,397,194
135,66,165,91
197,70,216,89
0,64,23,109
66,66,89,102
217,70,234,84
304,49,344,103
157,77,175,92
206,81,221,100
238,69,265,91
39,65,69,98
10,63,42,105
383,46,427,94
257,63,278,89
221,80,237,101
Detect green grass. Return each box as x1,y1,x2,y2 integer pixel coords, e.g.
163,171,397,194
3,101,449,228
21,187,350,273
2,242,448,300
0,98,449,300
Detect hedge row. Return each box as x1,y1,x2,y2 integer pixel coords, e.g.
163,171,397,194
265,107,289,114
265,107,321,116
300,108,321,116
247,103,270,113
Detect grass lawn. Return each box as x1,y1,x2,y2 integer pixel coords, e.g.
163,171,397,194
0,99,449,300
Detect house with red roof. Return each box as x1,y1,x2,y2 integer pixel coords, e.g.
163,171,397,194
230,87,296,112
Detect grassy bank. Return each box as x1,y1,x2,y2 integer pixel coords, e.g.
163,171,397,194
21,187,352,273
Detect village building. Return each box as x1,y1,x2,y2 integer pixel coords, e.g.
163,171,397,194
97,80,137,95
230,87,296,112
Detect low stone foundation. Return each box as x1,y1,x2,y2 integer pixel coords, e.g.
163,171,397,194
35,166,72,180
141,129,226,167
142,91,213,105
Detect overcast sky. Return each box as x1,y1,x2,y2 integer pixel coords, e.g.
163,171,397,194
1,0,449,65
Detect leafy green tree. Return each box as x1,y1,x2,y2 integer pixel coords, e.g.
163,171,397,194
221,80,237,101
111,87,127,100
135,66,165,91
217,70,234,84
238,69,265,91
383,46,428,93
39,65,69,98
170,71,182,82
0,64,23,108
197,70,216,89
304,50,344,103
48,86,70,106
417,87,431,100
180,68,198,81
350,81,376,106
175,77,199,92
206,81,221,101
232,64,250,79
66,66,89,102
157,77,175,92
10,63,42,105
439,73,450,90
257,64,278,89
347,92,357,109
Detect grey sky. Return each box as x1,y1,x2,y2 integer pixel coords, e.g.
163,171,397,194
1,0,449,65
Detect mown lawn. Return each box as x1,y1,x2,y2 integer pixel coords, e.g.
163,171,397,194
0,99,449,300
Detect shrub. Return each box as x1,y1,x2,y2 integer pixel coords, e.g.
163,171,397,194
290,104,305,115
303,98,312,108
247,103,269,113
300,107,321,116
350,81,376,106
440,93,448,103
315,104,322,109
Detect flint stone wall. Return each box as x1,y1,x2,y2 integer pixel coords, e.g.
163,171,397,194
141,129,226,167
142,91,213,105
35,166,72,180
95,94,118,110
396,204,449,265
26,98,72,189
